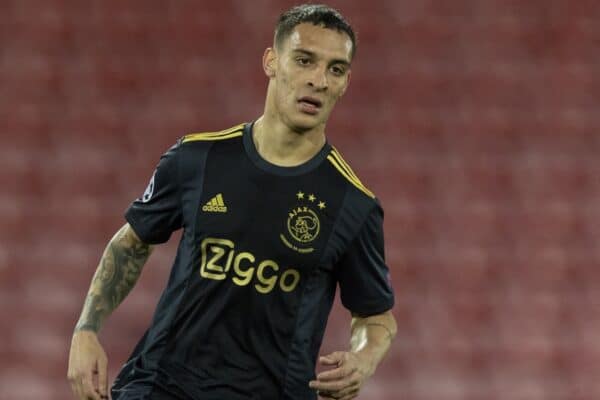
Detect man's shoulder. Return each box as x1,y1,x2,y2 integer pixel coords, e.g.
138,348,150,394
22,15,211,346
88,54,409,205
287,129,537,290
172,122,247,183
180,123,246,145
324,145,377,203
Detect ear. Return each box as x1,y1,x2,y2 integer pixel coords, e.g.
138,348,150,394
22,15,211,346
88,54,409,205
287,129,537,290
263,47,277,78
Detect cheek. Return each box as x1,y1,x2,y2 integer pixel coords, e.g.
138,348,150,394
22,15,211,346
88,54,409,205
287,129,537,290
331,81,348,102
277,74,296,103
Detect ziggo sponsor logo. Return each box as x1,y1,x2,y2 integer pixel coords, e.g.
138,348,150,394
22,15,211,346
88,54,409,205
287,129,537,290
200,238,301,294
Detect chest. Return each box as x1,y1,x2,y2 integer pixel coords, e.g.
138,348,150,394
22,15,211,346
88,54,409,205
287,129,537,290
199,163,341,254
180,152,346,295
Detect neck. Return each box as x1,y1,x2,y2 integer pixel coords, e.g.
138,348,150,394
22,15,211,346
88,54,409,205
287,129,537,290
252,114,327,167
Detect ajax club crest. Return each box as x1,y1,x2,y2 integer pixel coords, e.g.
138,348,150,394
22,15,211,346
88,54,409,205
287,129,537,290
288,207,319,243
280,191,326,254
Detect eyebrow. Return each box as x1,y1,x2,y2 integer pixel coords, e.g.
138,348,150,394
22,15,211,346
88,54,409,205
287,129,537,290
292,49,351,67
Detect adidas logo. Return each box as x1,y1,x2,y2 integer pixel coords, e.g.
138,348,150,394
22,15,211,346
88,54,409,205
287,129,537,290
202,193,228,213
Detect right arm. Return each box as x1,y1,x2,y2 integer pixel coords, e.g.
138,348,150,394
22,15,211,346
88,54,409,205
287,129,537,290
68,223,154,400
74,223,154,333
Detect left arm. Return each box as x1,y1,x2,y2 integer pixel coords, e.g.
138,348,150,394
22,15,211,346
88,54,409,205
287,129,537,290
309,310,397,399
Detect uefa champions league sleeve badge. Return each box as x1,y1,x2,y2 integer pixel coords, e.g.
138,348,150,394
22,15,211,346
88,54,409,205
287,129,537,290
141,172,156,203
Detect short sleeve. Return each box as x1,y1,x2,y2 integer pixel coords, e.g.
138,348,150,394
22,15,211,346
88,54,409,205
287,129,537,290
336,204,395,316
125,141,183,244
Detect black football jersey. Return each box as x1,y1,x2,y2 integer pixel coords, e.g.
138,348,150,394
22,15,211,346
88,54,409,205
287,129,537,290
111,122,394,400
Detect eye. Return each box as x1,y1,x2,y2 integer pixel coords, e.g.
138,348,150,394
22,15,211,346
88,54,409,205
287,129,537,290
330,65,346,76
296,57,311,66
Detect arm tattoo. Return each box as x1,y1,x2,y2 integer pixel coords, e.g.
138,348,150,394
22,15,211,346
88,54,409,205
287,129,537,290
75,224,153,333
350,313,396,353
365,322,394,342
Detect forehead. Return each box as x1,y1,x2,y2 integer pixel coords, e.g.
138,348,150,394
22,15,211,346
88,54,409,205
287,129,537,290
283,23,353,62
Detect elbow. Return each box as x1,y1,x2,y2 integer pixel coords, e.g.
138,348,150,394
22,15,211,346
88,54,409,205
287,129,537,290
389,314,398,339
383,310,398,339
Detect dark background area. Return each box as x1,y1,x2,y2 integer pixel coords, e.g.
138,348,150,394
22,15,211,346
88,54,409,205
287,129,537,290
1,1,599,399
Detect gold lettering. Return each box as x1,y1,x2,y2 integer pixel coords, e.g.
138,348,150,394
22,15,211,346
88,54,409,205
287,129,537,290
255,260,279,294
232,252,255,286
280,269,301,292
199,238,302,293
200,238,235,280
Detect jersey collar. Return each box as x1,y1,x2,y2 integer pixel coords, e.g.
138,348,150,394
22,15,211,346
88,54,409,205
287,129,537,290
243,121,331,177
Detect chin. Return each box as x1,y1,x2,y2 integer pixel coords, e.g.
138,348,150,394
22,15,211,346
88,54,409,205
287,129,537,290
286,114,326,133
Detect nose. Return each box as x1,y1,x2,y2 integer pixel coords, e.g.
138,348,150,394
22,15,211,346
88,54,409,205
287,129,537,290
307,67,328,91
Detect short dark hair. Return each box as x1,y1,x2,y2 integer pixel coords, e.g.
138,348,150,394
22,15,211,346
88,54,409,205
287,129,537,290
274,4,357,59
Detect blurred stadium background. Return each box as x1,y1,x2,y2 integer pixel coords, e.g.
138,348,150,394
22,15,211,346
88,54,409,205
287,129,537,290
1,1,599,399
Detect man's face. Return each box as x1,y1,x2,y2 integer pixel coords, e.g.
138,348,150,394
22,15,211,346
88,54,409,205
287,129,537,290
267,23,353,132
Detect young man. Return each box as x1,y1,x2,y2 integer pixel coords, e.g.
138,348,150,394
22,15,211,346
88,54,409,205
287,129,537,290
68,4,396,400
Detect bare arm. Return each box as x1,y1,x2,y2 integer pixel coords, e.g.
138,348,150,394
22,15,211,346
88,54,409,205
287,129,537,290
75,223,154,333
349,310,397,375
310,310,397,400
68,223,153,400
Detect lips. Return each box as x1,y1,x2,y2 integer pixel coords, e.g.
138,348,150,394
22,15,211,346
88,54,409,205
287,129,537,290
298,96,323,108
298,96,323,115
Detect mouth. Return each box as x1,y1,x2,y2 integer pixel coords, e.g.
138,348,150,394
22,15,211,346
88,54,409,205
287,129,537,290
297,96,323,115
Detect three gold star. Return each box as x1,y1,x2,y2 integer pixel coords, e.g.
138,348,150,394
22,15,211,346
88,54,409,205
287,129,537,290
296,190,326,209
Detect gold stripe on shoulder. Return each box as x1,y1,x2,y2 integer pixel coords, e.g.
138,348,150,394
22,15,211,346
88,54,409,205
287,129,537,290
327,154,375,198
330,147,363,183
183,131,243,142
182,123,245,143
329,148,375,196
